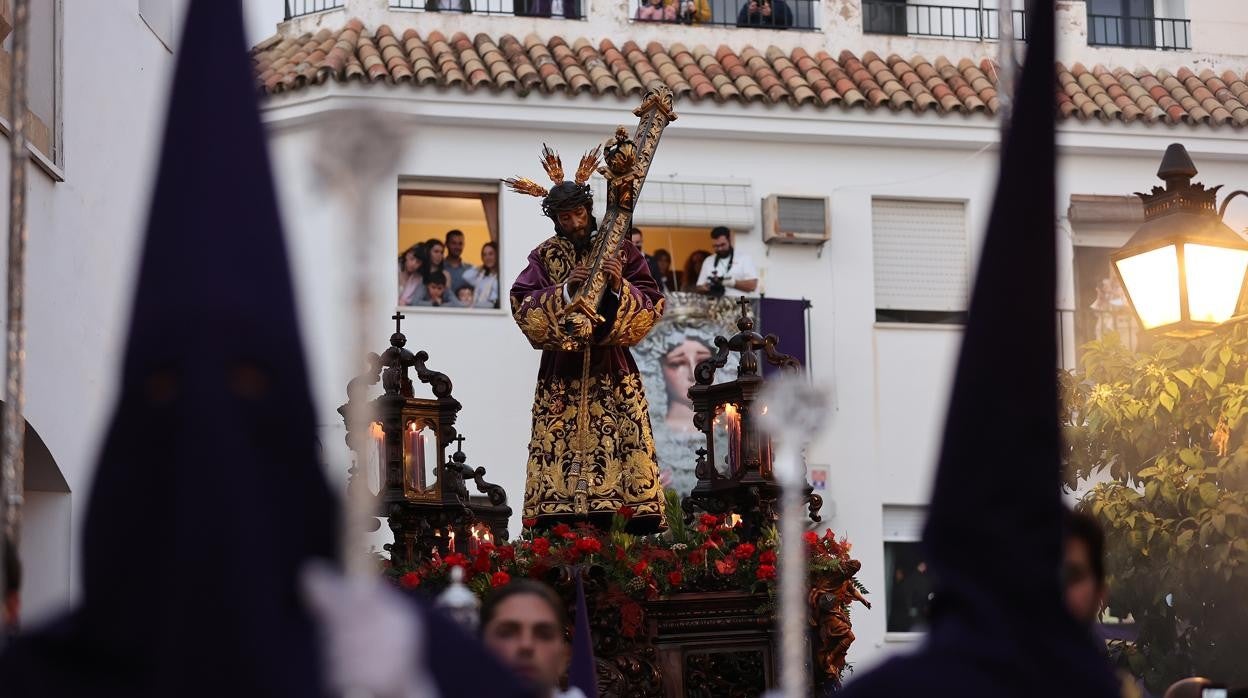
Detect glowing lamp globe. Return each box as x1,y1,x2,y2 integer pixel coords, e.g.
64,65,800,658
1113,144,1248,338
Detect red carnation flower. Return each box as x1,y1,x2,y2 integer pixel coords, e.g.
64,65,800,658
733,543,757,560
759,549,777,565
802,531,819,546
473,553,492,574
631,560,649,576
491,571,511,588
399,572,421,589
699,513,721,529
714,557,738,576
667,570,683,586
443,553,469,569
688,549,706,566
552,523,572,537
756,564,777,581
531,537,551,556
522,517,538,528
497,545,516,561
575,537,602,554
617,505,636,520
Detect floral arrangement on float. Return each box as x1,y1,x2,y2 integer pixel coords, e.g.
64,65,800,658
384,491,869,684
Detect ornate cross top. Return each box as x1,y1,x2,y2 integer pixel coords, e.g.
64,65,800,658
453,433,467,454
392,311,405,335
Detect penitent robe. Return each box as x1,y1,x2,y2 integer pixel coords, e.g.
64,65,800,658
510,234,667,532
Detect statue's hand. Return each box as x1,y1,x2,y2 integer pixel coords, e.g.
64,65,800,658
602,256,624,294
566,264,590,295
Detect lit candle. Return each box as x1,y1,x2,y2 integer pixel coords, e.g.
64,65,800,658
368,421,384,494
405,421,426,492
725,404,740,473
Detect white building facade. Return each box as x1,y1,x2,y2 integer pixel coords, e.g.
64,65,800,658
7,0,1248,679
253,0,1248,674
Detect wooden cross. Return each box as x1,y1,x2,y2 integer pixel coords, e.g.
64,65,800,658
452,433,467,454
392,311,405,334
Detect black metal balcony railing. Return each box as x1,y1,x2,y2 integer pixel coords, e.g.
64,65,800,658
1087,14,1191,51
284,0,343,20
390,0,584,18
630,0,817,31
862,1,1027,41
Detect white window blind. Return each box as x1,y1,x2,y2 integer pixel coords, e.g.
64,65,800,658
872,198,969,312
882,505,927,542
591,177,755,231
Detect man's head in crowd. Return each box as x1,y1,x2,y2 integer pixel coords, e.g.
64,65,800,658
630,227,643,251
446,229,466,262
456,284,475,305
3,536,19,630
1063,509,1107,627
481,580,571,698
710,226,732,256
424,271,448,302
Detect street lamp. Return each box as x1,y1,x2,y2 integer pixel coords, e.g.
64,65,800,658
1112,143,1248,337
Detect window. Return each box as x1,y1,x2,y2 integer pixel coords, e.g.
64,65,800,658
397,184,500,310
630,0,818,30
872,198,970,324
861,0,1031,41
389,0,584,19
1073,245,1144,353
883,505,933,634
1087,0,1190,50
0,0,61,169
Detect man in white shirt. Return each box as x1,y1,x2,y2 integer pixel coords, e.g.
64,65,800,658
695,226,758,298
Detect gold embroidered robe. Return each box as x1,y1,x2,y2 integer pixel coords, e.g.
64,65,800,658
510,235,667,532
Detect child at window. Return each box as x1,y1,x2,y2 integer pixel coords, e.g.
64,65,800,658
456,283,476,307
635,0,676,22
417,271,452,307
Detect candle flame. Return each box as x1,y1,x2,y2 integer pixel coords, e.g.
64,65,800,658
369,421,384,438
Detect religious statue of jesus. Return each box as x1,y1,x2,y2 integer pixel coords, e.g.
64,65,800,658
506,144,668,533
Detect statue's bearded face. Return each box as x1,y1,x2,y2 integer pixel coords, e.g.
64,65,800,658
555,206,591,240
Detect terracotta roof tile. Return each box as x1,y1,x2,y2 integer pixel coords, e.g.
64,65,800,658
251,21,1248,128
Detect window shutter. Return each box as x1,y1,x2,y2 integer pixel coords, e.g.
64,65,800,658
882,505,927,542
872,198,969,313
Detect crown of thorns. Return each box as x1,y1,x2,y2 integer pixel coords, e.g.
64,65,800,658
503,144,600,217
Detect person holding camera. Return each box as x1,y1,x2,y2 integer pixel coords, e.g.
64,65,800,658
695,226,758,298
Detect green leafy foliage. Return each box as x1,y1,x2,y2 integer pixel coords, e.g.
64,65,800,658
1061,331,1248,692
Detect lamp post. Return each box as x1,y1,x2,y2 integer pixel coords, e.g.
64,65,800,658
1112,143,1248,337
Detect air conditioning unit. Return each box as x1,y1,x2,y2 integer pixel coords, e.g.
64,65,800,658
762,194,830,245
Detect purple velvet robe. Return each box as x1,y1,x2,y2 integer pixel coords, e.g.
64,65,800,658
510,234,667,531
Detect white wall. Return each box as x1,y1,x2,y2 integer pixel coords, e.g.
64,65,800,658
0,2,179,616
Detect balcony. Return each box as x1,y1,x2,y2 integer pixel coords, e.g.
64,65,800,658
389,0,585,17
862,1,1027,41
1087,14,1190,51
630,0,818,31
285,0,343,19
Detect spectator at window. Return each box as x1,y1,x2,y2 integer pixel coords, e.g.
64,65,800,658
678,0,711,24
630,227,661,281
652,248,678,294
696,226,759,298
398,242,427,306
424,238,447,279
417,270,456,307
424,0,474,11
515,0,581,19
463,241,501,309
736,0,793,28
444,229,475,292
681,249,711,292
635,0,676,22
456,283,476,307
